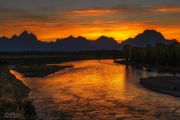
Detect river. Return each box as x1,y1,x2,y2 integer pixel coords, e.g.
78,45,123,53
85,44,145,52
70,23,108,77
12,60,180,120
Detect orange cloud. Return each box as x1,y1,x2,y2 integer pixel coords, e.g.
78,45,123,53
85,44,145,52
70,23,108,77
70,9,118,16
155,7,180,13
68,7,180,18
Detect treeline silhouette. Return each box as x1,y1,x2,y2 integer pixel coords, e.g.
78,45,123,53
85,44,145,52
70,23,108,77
123,43,180,67
0,50,123,65
0,50,123,57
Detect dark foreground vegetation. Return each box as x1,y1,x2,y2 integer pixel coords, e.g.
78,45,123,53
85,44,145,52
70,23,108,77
140,76,180,97
0,64,36,120
123,43,180,72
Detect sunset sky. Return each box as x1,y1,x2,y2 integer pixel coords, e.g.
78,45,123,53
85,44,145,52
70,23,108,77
0,0,180,42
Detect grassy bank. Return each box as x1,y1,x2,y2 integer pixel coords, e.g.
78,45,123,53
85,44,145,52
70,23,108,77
14,64,73,77
0,64,36,120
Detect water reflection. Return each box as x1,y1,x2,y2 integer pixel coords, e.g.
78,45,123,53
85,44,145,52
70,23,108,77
12,60,180,120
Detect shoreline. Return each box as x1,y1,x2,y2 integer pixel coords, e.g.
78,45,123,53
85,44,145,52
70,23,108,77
0,64,37,119
114,60,180,97
114,60,180,73
14,64,73,77
0,63,74,119
140,76,180,97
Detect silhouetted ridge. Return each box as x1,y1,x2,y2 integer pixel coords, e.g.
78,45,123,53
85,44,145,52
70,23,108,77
77,36,87,40
19,30,29,37
136,30,165,41
66,35,76,39
94,36,119,50
96,36,117,43
121,29,178,47
18,31,38,42
0,30,178,51
11,35,18,39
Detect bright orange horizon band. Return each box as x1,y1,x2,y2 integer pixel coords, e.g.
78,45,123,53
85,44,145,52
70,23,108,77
1,25,179,43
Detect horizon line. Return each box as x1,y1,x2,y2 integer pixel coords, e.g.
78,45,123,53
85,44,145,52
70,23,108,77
0,29,179,43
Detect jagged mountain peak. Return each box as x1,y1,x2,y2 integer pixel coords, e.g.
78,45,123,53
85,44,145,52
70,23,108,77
136,29,165,40
97,36,113,40
77,36,87,40
143,29,161,34
121,29,176,47
19,30,29,37
96,36,118,44
67,35,76,39
11,34,18,39
16,30,38,42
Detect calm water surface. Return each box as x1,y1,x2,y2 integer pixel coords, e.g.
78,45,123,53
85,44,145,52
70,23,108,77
13,60,180,120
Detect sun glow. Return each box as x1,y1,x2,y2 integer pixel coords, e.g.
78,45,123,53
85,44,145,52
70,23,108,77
0,22,180,43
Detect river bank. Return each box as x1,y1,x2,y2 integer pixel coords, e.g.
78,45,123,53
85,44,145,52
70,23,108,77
0,64,36,120
14,64,73,77
114,59,180,97
114,59,180,73
140,76,180,97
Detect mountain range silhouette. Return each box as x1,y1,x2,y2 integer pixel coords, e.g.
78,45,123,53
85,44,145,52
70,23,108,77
121,30,178,47
0,30,178,51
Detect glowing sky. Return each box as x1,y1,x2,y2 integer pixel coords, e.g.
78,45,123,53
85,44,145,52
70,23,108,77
0,0,180,42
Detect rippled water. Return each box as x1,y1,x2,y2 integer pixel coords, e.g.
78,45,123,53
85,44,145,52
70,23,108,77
13,60,180,120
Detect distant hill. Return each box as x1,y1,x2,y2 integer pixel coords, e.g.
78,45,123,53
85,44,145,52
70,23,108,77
0,30,178,51
121,30,178,48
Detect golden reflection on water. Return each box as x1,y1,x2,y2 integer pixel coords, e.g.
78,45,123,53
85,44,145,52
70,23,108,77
12,60,180,120
52,60,128,100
